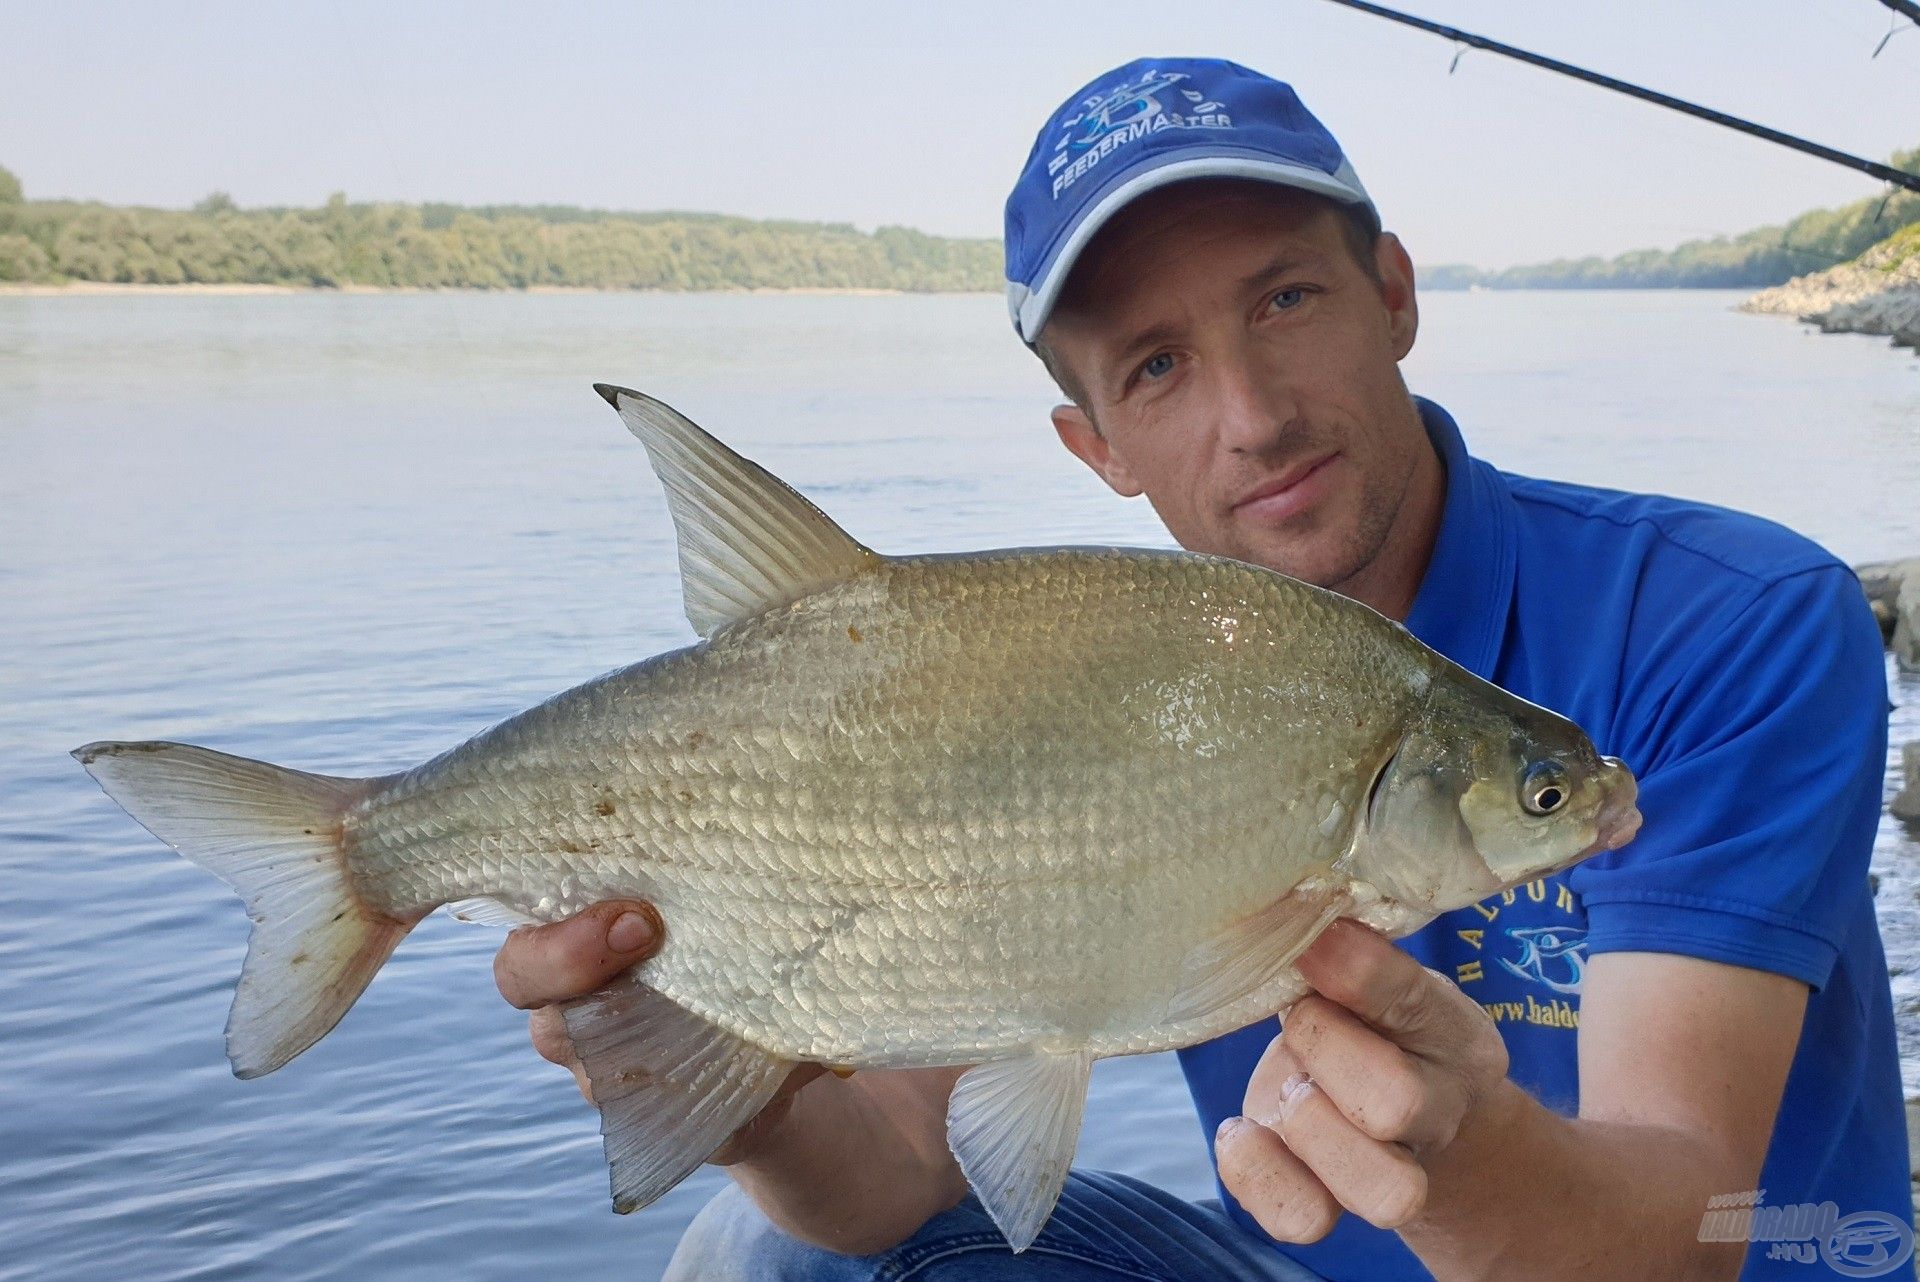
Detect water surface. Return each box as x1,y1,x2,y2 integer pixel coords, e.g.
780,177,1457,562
2,289,1917,1280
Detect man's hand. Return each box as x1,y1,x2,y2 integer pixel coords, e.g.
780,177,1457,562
493,899,968,1253
492,900,826,1164
1214,919,1805,1282
494,901,661,1099
1215,919,1509,1240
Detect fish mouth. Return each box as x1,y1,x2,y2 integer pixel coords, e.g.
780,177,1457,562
1587,758,1641,853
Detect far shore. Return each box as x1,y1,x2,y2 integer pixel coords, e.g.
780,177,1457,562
0,281,999,299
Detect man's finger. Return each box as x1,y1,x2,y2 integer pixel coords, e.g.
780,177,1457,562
1252,1066,1429,1231
527,1009,598,1102
1295,920,1456,1051
1245,1035,1429,1229
528,1006,576,1068
493,900,663,1010
1279,994,1467,1152
1215,1116,1342,1244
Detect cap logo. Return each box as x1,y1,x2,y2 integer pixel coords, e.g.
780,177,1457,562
1046,69,1231,199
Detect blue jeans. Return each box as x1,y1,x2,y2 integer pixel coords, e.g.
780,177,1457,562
661,1169,1331,1281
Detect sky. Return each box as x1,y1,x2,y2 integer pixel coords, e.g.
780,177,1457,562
2,1,1916,269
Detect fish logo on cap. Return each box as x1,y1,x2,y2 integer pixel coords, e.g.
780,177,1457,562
1046,67,1234,199
1051,69,1225,154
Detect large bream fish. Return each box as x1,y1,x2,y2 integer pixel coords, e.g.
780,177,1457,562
77,386,1641,1251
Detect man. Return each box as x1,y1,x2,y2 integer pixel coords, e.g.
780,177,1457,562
492,59,1910,1280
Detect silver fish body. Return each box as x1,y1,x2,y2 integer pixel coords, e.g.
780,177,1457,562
362,548,1440,1063
77,386,1641,1251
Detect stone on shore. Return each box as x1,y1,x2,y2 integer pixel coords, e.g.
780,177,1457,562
1822,288,1920,350
1910,1097,1920,1188
1900,577,1920,673
1857,558,1920,652
1743,223,1920,350
1894,743,1920,823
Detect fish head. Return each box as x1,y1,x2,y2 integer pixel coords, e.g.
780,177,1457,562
1359,672,1641,912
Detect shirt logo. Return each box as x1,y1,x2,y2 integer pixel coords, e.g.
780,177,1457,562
1047,69,1232,199
1497,924,1589,995
1450,876,1584,1032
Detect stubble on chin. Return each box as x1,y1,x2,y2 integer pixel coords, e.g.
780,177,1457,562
1220,473,1397,591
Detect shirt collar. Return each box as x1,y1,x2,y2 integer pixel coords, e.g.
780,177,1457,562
1402,397,1517,681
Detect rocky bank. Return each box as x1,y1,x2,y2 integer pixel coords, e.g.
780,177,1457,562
1742,223,1920,350
1858,557,1920,668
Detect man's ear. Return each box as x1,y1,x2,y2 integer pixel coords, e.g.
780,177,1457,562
1052,403,1143,497
1374,232,1419,361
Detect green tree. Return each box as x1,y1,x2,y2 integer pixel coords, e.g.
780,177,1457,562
4,185,1010,290
0,233,49,280
0,165,21,204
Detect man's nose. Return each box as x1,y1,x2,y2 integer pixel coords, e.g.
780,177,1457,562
1211,353,1299,455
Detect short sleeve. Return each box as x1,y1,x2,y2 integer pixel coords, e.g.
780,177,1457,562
1570,564,1889,990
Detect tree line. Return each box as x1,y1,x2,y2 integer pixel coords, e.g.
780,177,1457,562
3,152,1915,293
0,166,1002,291
1424,146,1920,290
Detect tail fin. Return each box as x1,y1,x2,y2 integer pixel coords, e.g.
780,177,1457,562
72,740,413,1079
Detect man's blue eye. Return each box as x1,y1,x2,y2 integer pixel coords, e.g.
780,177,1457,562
1141,352,1176,380
1271,288,1305,312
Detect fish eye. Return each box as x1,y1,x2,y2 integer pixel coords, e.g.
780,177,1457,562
1521,761,1569,816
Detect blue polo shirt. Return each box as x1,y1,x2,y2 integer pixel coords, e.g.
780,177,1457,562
1176,398,1909,1281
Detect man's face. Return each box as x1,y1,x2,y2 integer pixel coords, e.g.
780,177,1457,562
1040,181,1432,597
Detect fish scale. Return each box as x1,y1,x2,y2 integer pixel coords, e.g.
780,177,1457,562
339,549,1416,1066
74,385,1639,1252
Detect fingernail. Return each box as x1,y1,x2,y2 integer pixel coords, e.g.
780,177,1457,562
1279,1071,1314,1117
607,910,654,954
1215,1115,1250,1143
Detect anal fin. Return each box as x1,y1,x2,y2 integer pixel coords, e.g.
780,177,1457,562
560,974,793,1213
946,1049,1092,1253
1167,877,1352,1023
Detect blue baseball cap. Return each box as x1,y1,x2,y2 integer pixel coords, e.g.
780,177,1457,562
1004,58,1376,344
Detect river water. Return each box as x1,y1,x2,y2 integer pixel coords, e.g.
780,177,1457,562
2,289,1917,1279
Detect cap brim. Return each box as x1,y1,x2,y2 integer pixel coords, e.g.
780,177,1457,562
1009,152,1373,344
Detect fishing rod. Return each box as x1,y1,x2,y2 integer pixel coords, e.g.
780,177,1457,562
1317,0,1920,195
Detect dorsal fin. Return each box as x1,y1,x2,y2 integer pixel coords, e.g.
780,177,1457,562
595,384,879,637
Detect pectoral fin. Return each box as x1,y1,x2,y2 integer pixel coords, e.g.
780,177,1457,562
560,973,793,1214
1166,877,1351,1023
945,1049,1092,1253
